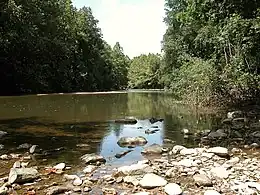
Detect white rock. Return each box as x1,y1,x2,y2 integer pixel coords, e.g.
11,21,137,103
180,148,198,156
139,173,167,189
210,167,229,179
73,178,83,186
83,165,96,173
208,147,228,157
204,190,221,195
118,163,150,175
178,159,193,167
164,183,182,195
64,174,79,180
171,145,186,155
53,163,66,170
247,181,260,191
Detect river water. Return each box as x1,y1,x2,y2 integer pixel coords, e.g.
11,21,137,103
0,91,223,166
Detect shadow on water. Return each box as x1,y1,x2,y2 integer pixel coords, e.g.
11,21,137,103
0,92,224,166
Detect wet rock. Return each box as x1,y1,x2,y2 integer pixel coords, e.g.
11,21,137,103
164,183,182,195
115,150,133,158
193,174,212,187
204,190,221,195
139,173,167,189
17,143,31,149
114,118,137,124
8,168,39,184
45,186,71,195
207,131,227,139
73,178,82,186
145,129,159,134
227,111,243,119
83,165,96,174
142,144,163,154
0,131,7,139
29,145,39,154
117,162,152,176
53,163,66,170
171,145,186,155
149,118,164,124
102,187,117,195
124,176,139,186
80,153,106,164
207,147,229,157
117,136,148,147
181,128,190,135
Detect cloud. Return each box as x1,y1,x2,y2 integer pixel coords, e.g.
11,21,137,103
73,0,166,58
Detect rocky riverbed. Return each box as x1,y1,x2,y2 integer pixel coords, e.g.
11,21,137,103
0,109,260,195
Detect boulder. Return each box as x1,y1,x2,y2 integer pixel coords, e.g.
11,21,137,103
142,144,163,154
139,173,167,189
210,166,230,179
80,153,106,164
8,168,39,184
117,136,147,147
164,183,182,195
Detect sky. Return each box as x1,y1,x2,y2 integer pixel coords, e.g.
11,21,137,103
72,0,166,58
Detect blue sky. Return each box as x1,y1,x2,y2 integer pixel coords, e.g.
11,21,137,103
72,0,166,58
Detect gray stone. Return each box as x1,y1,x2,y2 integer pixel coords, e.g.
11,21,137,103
139,173,167,189
178,159,194,167
117,136,147,147
193,174,212,186
207,147,229,157
117,162,152,176
142,144,163,154
73,178,83,186
164,183,182,195
8,168,39,184
180,148,198,156
80,153,106,164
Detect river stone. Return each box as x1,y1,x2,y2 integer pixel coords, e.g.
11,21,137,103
117,136,147,147
171,145,186,155
204,190,221,195
142,144,163,154
114,118,137,124
207,131,227,139
181,129,190,134
139,173,167,189
180,148,198,156
210,167,229,179
178,159,194,167
45,186,71,195
117,163,151,175
17,143,31,149
207,147,228,157
83,165,96,174
80,153,106,164
227,111,243,119
64,174,79,180
164,183,182,195
8,168,39,184
53,163,66,170
193,174,212,186
0,131,7,139
123,176,139,186
247,182,260,191
73,178,83,186
133,192,150,195
29,145,39,154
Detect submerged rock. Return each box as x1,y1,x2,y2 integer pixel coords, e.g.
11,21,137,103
139,173,167,189
80,153,106,164
115,150,133,158
149,118,164,124
8,168,39,184
29,145,39,154
142,144,163,155
145,129,159,134
117,136,147,147
114,118,137,124
164,183,182,195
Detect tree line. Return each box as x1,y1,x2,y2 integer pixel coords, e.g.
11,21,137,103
1,0,260,105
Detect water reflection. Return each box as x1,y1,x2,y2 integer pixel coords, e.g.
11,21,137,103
0,92,220,166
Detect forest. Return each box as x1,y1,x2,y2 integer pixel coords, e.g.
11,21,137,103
1,0,260,105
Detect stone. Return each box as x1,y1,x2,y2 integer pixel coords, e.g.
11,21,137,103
207,147,229,157
210,167,229,179
83,165,96,174
73,178,83,186
165,168,175,178
180,148,198,156
123,176,139,186
8,168,39,184
13,161,21,168
246,182,260,191
45,186,70,195
227,111,243,119
142,144,163,154
53,163,66,170
181,129,190,134
145,129,159,134
102,187,117,195
0,131,7,139
29,145,39,154
117,162,151,176
80,153,106,164
114,118,137,124
178,159,194,167
115,150,133,158
64,174,79,180
193,174,212,186
17,143,31,149
139,173,167,189
204,190,221,195
171,145,186,155
207,131,227,139
133,193,150,195
0,154,9,160
164,183,182,195
117,136,147,147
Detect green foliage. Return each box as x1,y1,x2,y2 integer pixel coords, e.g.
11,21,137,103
128,54,162,89
162,0,260,105
0,0,129,95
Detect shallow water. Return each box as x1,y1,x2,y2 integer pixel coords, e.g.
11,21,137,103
0,91,223,166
